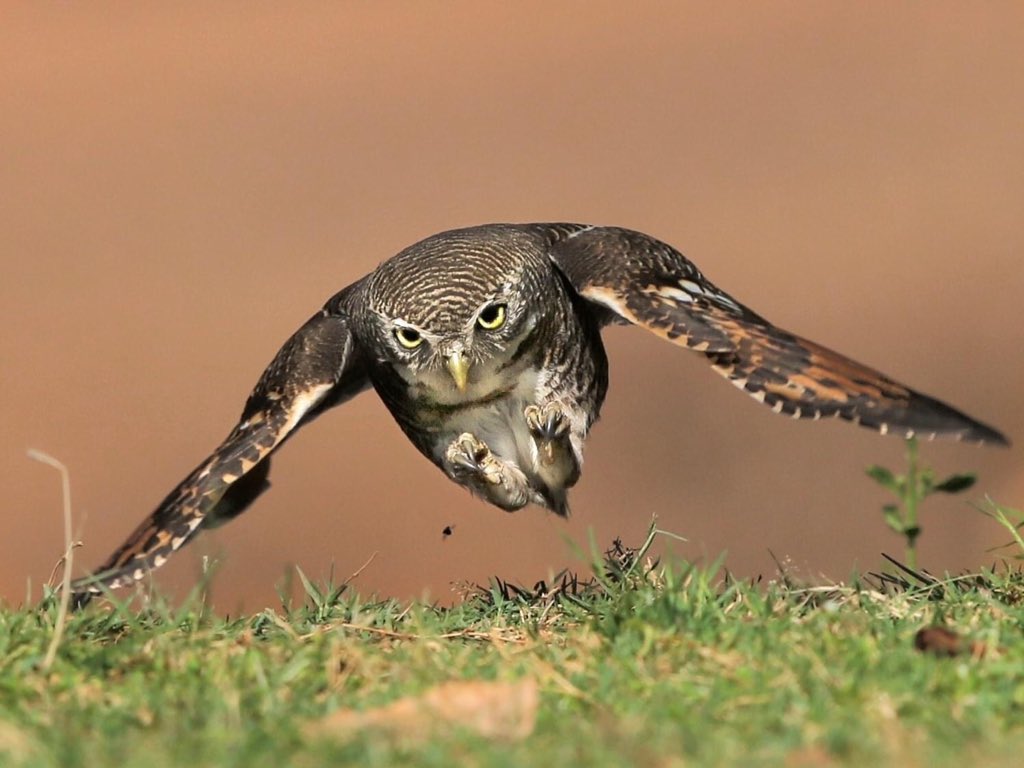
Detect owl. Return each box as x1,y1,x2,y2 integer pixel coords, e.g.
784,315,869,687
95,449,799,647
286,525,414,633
70,224,1007,603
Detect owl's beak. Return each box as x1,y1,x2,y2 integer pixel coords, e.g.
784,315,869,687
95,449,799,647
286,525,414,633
445,351,471,392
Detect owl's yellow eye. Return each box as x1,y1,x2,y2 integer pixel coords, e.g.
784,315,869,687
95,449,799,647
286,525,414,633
476,303,506,330
394,327,423,349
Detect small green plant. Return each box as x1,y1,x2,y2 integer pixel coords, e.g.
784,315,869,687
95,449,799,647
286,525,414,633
977,498,1024,557
866,437,977,569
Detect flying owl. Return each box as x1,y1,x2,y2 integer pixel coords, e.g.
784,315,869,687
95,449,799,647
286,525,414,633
70,224,1007,604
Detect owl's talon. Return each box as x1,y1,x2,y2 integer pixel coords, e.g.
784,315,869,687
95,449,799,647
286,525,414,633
449,453,478,473
443,432,531,508
525,403,569,441
446,433,499,483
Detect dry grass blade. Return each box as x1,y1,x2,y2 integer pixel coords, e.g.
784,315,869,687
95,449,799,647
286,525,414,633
28,449,74,671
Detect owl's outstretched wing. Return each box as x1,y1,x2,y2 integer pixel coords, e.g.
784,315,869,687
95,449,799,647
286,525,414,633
543,224,1007,445
71,303,369,606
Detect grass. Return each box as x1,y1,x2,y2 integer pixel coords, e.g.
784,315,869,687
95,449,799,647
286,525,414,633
3,522,1024,768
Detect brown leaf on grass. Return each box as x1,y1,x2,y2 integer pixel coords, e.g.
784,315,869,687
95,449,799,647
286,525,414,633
914,626,989,659
785,745,837,767
307,679,539,743
0,721,37,763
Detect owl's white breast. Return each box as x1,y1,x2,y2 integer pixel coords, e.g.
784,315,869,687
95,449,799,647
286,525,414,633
426,366,541,476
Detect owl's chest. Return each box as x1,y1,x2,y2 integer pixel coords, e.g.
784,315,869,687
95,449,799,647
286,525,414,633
428,369,542,471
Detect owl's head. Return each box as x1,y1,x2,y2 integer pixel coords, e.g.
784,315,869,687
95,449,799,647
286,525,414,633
362,226,550,401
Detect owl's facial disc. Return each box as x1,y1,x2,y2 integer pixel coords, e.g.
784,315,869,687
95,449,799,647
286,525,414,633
440,301,508,391
380,286,539,404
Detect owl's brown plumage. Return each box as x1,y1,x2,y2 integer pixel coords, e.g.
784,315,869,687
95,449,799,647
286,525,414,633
544,225,1007,442
70,224,1007,605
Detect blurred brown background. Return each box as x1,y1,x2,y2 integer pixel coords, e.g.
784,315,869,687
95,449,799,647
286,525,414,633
2,3,1022,612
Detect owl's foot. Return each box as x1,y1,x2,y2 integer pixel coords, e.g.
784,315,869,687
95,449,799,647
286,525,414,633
445,432,532,511
524,403,580,489
525,402,569,443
